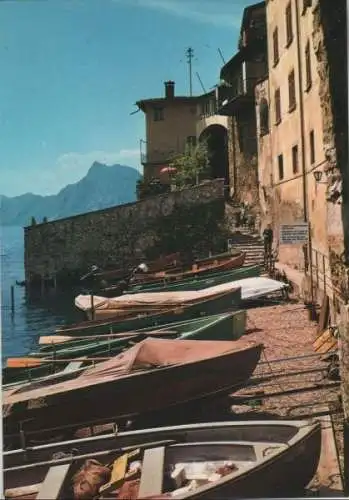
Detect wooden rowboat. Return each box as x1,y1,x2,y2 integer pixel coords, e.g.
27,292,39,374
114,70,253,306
103,265,262,297
76,285,242,321
3,420,321,498
3,339,262,448
3,312,247,387
96,253,182,281
55,300,236,338
132,252,246,286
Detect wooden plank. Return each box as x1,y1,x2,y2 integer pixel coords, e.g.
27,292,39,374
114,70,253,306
37,463,70,499
313,329,331,351
317,338,337,354
312,407,344,496
317,295,330,334
5,483,41,498
138,447,165,498
99,454,128,494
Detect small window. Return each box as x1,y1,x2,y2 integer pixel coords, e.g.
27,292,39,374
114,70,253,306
305,41,312,90
288,69,296,111
153,107,164,121
310,130,315,164
278,154,284,180
286,3,293,47
292,145,299,174
259,98,269,135
275,88,281,124
273,28,279,66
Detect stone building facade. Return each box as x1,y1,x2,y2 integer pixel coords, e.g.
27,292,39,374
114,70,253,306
136,81,201,182
217,1,268,210
255,0,347,307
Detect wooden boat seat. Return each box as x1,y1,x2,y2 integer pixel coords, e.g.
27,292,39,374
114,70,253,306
138,446,165,498
37,463,70,499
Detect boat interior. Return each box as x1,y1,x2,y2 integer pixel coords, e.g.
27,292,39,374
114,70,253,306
4,439,289,500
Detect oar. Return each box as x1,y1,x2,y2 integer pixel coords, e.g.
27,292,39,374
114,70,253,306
38,329,178,345
7,356,119,369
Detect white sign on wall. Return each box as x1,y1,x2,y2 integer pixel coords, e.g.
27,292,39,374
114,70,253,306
280,223,309,245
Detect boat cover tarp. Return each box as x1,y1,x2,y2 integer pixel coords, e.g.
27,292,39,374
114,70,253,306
75,277,287,312
3,338,260,407
75,285,240,311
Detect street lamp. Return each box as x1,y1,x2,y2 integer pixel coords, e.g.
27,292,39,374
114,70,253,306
313,170,327,184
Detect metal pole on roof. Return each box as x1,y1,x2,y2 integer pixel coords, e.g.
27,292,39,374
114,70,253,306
186,47,194,96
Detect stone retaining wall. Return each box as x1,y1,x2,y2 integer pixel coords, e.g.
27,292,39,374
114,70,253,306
24,179,225,285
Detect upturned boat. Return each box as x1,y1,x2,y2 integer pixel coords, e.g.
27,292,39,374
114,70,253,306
75,285,242,321
3,420,321,498
4,311,247,387
103,265,262,296
3,338,262,448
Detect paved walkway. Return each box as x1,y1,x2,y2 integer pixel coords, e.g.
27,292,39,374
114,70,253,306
275,261,306,298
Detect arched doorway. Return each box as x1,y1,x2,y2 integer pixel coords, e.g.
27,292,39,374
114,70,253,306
199,124,229,191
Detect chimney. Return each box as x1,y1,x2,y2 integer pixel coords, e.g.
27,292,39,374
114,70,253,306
164,81,175,99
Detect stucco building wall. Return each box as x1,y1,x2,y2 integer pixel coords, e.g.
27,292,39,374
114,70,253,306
257,0,329,272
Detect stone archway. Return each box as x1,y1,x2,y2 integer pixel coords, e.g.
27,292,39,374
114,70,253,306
199,124,229,189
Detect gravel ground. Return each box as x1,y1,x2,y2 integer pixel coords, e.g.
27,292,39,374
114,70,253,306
232,301,340,417
229,300,344,494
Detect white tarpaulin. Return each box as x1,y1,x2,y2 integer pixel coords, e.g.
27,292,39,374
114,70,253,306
75,277,287,312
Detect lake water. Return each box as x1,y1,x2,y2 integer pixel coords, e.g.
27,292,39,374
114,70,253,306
1,226,82,361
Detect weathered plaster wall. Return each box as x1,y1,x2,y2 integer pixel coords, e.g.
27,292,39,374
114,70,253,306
313,0,348,261
25,179,225,284
227,109,259,208
255,78,273,229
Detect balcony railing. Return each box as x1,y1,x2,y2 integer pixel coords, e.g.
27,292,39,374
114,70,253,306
217,77,259,115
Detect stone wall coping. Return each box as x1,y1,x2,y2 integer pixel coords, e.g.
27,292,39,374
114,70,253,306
24,178,225,231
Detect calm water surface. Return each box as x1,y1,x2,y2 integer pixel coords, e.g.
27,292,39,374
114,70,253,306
1,226,82,360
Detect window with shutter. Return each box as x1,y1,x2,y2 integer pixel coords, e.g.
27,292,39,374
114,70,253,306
288,69,296,111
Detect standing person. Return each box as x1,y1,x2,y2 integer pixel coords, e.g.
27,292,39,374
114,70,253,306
263,224,274,259
240,204,246,228
235,209,241,228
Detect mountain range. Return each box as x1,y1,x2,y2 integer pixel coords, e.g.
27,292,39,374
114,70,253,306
0,162,141,226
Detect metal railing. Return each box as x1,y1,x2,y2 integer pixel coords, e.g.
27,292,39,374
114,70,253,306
310,247,333,295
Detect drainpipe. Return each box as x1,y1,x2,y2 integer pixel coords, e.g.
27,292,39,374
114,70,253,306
294,0,316,317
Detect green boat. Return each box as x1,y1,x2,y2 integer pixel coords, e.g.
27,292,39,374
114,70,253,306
127,264,262,294
3,311,246,386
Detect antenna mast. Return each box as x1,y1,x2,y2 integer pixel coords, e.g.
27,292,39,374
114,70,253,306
186,47,194,96
196,72,207,94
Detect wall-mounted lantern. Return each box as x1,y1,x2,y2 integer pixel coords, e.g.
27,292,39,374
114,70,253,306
313,170,327,184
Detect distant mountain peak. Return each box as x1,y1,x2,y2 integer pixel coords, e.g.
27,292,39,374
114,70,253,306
1,162,141,227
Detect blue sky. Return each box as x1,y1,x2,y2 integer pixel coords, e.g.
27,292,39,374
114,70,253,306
1,0,251,197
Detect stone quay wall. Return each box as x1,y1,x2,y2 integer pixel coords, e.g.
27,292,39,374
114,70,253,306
24,179,225,286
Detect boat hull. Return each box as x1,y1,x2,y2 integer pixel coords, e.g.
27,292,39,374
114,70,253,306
87,287,242,321
123,265,262,295
3,311,247,387
4,343,262,447
4,420,321,498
